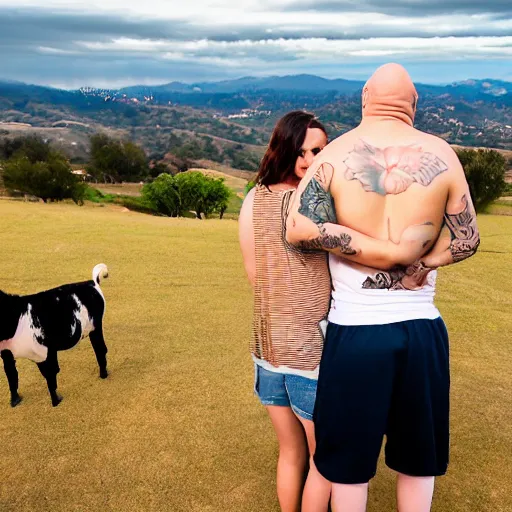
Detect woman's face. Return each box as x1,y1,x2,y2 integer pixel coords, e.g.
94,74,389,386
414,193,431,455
294,128,328,179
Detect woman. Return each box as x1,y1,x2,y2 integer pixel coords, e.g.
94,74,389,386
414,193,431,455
239,111,332,512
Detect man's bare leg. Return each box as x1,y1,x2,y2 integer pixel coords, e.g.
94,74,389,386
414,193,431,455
396,473,434,512
266,405,308,512
295,415,331,512
331,483,369,512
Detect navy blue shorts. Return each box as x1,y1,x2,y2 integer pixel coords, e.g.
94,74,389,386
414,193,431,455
313,318,450,484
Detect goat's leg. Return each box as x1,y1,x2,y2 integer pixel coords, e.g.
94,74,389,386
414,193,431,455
37,349,62,407
1,350,22,407
89,325,108,379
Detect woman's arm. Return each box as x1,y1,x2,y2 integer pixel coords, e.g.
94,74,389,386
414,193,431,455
238,188,256,287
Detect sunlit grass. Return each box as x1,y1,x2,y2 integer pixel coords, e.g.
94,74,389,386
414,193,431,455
0,200,510,512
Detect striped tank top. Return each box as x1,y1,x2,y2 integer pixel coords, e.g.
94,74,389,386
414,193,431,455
251,184,331,379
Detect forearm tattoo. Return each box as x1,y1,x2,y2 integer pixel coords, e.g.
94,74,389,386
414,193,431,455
361,194,479,291
298,163,337,224
299,223,358,255
362,260,434,291
445,194,480,262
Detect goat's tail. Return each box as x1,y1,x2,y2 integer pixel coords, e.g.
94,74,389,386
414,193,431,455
92,263,109,285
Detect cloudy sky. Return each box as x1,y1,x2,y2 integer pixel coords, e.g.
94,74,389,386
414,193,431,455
0,0,511,89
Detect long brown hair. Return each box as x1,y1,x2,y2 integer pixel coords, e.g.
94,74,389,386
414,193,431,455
256,111,327,186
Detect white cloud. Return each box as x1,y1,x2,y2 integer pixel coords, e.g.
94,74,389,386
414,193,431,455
76,35,512,62
0,0,267,18
37,46,80,55
0,1,509,86
0,0,509,32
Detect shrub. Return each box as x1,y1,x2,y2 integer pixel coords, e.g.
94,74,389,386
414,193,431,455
174,171,231,219
83,185,156,214
142,172,231,218
83,186,106,203
244,180,256,196
3,152,85,204
142,173,181,217
117,196,156,215
456,148,507,212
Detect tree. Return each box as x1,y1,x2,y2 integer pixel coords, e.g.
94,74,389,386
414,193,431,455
142,173,181,217
123,140,149,181
175,171,231,219
174,171,208,218
0,134,52,162
456,148,507,213
172,141,204,161
201,136,222,161
141,171,231,219
204,177,231,219
3,152,85,204
148,161,170,179
87,133,149,183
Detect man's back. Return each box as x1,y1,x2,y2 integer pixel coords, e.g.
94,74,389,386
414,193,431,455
284,63,480,510
287,63,479,292
315,121,461,322
326,124,456,246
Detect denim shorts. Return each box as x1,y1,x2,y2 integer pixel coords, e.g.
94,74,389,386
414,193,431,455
254,363,318,421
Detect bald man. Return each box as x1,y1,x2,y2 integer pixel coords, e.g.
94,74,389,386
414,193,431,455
286,64,479,512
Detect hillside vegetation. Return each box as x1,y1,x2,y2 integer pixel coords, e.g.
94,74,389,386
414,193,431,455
1,77,511,175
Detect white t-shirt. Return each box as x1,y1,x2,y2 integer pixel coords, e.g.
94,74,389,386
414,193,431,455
328,254,440,326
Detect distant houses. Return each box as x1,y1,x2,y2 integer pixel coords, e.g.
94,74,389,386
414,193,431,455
71,169,92,181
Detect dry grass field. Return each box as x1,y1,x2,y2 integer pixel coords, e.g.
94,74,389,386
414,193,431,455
0,200,511,512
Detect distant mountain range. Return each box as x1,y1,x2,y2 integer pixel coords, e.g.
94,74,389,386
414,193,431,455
119,75,366,96
0,74,511,166
1,74,510,108
117,74,512,99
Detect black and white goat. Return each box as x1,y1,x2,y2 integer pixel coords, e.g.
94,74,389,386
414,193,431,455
0,264,109,407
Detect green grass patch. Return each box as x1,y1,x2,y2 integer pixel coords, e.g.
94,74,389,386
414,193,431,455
0,201,510,512
83,186,115,203
486,200,512,216
95,182,144,197
226,193,244,215
83,185,157,215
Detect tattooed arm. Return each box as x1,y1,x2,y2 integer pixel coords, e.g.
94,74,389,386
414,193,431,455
286,161,434,269
387,160,480,290
416,165,480,270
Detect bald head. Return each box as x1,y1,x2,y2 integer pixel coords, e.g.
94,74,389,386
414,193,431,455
362,63,418,126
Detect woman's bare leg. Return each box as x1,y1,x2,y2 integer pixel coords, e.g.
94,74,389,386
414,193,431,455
267,405,309,512
295,415,331,512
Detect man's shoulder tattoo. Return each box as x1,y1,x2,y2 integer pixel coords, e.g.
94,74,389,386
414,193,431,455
344,140,448,196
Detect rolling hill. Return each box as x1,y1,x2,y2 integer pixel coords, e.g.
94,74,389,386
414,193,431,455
0,75,511,173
